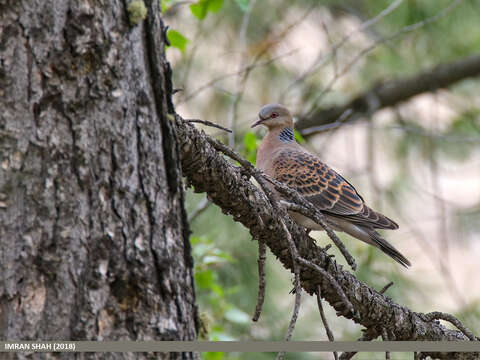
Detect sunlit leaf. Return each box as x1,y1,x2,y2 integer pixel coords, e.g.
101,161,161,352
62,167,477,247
204,352,225,360
207,0,224,13
244,131,258,151
190,0,224,19
294,129,305,144
167,29,189,52
190,2,208,19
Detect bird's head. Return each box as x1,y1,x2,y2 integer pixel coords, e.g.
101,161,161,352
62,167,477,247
251,104,293,129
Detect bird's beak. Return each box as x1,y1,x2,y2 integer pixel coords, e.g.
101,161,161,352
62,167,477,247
251,118,263,128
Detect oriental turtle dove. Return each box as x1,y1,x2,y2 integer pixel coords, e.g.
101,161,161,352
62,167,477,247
252,103,410,267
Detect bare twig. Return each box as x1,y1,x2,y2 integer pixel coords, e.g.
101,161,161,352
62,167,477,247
338,281,394,360
281,200,357,271
297,53,480,134
276,218,302,360
188,196,210,223
317,285,338,360
339,328,380,360
184,119,232,133
296,256,353,316
252,239,267,322
299,0,464,126
381,327,390,360
177,114,479,359
227,0,257,148
202,132,355,332
379,281,394,295
282,0,404,99
180,49,298,103
425,312,478,341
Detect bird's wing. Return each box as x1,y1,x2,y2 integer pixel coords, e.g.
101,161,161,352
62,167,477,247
272,149,398,229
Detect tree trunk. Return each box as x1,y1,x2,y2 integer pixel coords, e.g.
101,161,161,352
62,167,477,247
0,0,197,356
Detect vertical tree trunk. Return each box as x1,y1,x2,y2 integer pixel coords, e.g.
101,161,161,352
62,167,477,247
0,0,197,355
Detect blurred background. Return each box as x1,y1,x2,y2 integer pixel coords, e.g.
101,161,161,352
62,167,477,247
164,0,480,358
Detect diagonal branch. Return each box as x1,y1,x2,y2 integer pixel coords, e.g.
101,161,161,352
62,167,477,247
174,115,479,360
295,54,480,136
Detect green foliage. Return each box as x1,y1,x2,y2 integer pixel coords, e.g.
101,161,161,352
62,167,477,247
294,129,305,144
242,131,261,164
167,29,190,52
191,236,249,343
190,0,224,20
203,353,227,360
161,0,176,13
128,0,147,25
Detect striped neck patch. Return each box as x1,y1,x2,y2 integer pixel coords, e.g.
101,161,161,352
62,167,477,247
279,127,295,142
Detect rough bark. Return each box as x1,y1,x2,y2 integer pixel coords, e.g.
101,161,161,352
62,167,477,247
0,0,197,358
296,54,480,136
175,115,479,360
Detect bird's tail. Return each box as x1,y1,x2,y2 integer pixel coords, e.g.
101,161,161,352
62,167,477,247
368,230,411,268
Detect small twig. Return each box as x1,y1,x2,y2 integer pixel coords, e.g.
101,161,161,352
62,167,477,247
205,134,306,352
301,0,462,119
276,219,302,360
282,0,404,99
296,256,353,316
203,127,355,273
425,311,478,341
188,196,210,223
180,49,298,103
252,240,267,322
379,281,394,295
281,200,357,271
381,328,390,360
227,0,257,148
317,286,338,360
339,328,380,360
203,135,354,314
185,119,232,133
338,283,393,360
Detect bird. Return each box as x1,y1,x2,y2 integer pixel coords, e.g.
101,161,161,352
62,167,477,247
251,103,411,267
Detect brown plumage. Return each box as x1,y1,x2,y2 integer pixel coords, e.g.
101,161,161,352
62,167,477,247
252,103,411,267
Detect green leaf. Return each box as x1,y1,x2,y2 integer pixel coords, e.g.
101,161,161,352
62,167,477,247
244,131,258,151
235,0,250,12
167,29,189,52
204,352,225,360
195,269,214,289
207,0,223,13
190,2,208,19
224,308,250,324
294,129,305,144
161,0,174,13
190,0,224,19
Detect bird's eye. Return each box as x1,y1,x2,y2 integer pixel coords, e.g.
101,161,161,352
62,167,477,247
271,112,279,118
